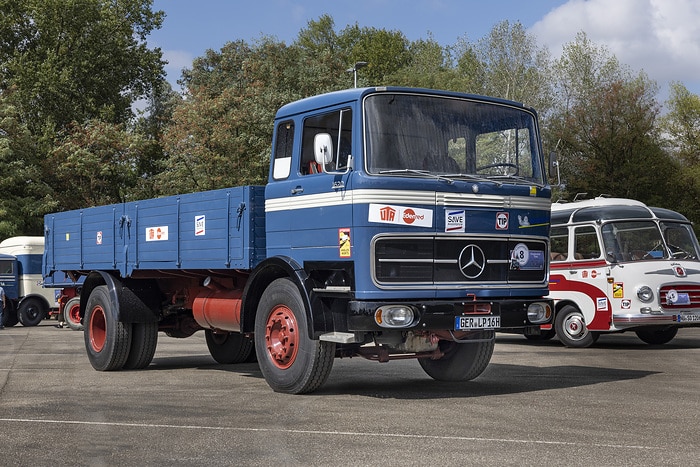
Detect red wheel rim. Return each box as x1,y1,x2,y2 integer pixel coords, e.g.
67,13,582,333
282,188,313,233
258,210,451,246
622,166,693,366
67,303,81,325
89,306,107,352
264,305,299,369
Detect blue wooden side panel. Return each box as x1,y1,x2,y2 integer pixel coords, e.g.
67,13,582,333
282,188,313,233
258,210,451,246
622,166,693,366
44,186,266,278
44,205,123,276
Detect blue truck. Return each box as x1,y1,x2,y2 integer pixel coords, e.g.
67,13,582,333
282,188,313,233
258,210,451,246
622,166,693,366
43,87,554,393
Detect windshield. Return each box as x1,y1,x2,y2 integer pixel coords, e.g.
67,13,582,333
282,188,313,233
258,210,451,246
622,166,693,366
601,220,699,262
364,93,544,184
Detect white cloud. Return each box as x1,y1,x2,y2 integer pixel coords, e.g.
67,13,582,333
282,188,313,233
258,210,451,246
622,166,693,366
160,50,195,88
530,0,700,94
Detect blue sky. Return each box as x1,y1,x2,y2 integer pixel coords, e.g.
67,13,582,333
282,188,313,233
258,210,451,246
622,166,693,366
149,0,700,98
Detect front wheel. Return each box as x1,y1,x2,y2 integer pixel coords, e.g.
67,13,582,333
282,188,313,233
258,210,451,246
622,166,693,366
18,298,46,326
84,285,132,371
63,297,84,331
636,327,678,345
254,278,335,394
555,305,599,348
419,331,495,381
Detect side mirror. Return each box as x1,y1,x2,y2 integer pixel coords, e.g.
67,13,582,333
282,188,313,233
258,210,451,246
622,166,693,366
314,133,334,167
549,151,562,187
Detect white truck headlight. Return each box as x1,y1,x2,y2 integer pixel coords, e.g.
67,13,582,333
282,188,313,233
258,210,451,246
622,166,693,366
375,305,416,328
637,286,654,303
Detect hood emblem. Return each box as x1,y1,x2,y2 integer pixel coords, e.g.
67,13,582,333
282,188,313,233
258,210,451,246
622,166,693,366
458,244,486,279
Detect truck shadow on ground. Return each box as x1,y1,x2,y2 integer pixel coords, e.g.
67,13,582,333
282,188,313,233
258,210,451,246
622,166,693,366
315,363,659,399
148,354,658,400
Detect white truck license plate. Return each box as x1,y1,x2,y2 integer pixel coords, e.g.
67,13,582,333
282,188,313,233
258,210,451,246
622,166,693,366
454,315,500,330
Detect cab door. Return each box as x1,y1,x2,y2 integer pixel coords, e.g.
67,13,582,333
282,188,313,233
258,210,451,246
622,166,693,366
265,106,355,261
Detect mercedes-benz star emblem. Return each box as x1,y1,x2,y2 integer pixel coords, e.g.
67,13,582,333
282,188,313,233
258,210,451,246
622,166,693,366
458,244,486,279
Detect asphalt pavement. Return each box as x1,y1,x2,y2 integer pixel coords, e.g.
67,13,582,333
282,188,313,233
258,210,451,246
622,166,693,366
1,320,699,466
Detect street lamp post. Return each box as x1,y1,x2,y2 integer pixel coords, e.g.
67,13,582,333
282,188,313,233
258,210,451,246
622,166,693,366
346,61,368,88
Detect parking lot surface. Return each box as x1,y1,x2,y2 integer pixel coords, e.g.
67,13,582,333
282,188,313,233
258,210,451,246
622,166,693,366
1,322,699,466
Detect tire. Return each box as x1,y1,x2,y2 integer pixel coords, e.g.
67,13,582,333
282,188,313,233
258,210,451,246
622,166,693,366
419,331,495,381
18,298,46,327
254,278,335,394
84,285,132,371
524,329,556,341
205,330,254,364
4,303,19,327
63,297,84,331
635,327,678,345
555,305,598,348
123,322,158,369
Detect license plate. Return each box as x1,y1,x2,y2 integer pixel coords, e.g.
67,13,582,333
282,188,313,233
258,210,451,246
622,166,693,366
455,315,501,330
678,313,700,323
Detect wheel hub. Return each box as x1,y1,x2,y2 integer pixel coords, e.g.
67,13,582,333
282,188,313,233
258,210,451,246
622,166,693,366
563,314,587,340
265,305,298,369
89,306,107,352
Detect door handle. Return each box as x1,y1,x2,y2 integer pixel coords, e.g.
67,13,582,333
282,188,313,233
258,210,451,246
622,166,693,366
291,186,304,194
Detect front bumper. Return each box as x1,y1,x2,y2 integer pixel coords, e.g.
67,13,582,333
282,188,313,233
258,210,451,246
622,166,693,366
347,298,553,331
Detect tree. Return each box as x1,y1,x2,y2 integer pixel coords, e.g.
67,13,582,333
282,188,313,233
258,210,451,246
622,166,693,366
0,0,166,235
660,82,700,224
547,32,686,208
474,21,552,114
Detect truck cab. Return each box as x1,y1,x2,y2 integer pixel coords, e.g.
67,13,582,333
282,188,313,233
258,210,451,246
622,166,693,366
545,197,700,347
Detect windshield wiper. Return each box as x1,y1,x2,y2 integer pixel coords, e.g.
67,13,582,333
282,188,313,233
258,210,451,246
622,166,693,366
488,174,542,185
378,169,455,184
442,173,503,186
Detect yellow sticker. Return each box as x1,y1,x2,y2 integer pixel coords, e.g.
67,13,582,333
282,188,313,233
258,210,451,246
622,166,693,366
529,186,537,196
339,228,351,258
613,282,624,298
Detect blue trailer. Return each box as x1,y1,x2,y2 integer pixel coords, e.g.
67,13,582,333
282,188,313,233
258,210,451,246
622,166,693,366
43,87,554,393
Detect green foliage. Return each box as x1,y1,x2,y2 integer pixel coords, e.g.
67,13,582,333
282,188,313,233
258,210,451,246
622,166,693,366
2,8,700,236
0,0,166,236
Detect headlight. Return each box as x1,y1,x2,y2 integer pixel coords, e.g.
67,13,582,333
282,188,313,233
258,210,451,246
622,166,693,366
637,285,654,303
375,305,416,328
527,302,552,324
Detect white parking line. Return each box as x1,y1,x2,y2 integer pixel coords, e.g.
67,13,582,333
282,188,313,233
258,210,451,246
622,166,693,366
0,417,659,451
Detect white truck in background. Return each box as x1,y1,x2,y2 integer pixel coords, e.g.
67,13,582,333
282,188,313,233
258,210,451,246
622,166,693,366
0,236,80,327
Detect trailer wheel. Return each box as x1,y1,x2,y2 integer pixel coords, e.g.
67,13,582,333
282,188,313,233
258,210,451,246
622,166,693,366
419,331,495,381
205,330,254,364
63,297,84,331
555,305,599,348
254,278,335,394
635,327,678,345
123,322,158,369
84,285,132,371
18,298,46,327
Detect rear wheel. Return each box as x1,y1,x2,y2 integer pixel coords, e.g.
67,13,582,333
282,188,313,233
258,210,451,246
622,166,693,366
84,285,132,371
123,322,158,369
419,331,495,381
555,305,599,348
63,297,84,331
205,330,254,364
4,303,19,327
635,327,678,345
254,278,335,394
18,298,46,327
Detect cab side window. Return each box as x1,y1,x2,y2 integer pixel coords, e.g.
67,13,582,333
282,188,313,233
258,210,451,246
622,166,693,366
550,226,569,261
272,121,294,180
573,226,601,260
301,108,352,175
